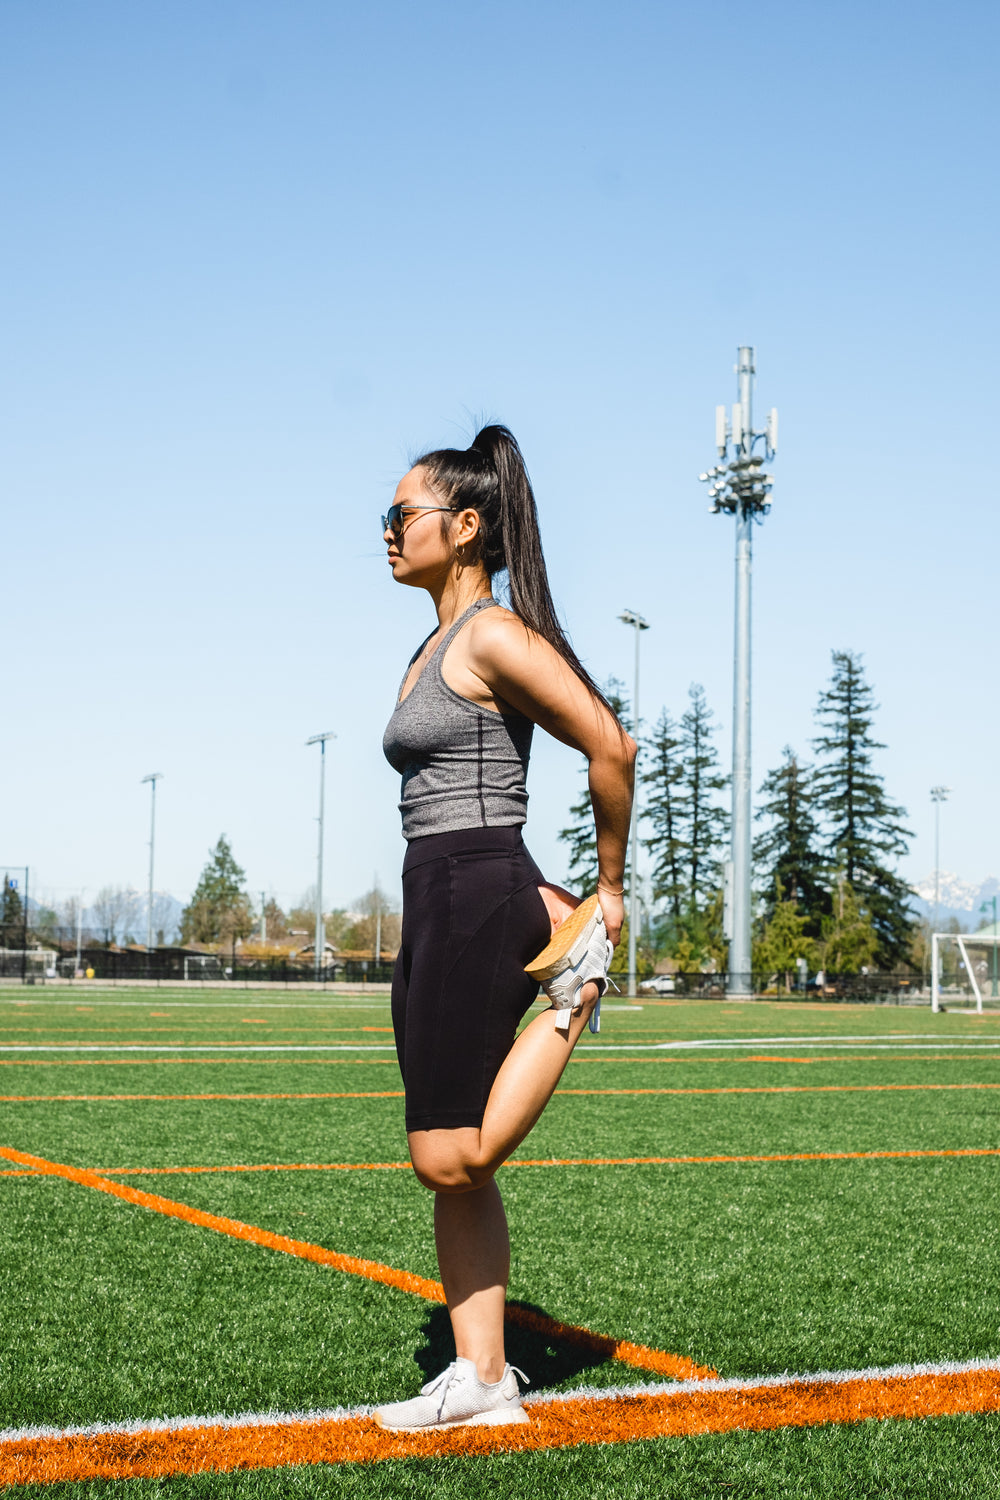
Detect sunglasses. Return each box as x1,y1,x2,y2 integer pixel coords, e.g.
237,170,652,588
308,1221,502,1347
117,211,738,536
381,503,455,540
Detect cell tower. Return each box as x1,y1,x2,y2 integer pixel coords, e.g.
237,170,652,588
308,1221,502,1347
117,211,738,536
699,346,777,999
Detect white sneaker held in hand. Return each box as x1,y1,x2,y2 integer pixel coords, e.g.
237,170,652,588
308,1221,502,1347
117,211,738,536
524,893,613,1034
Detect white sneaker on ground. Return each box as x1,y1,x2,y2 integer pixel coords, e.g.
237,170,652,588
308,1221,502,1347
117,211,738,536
524,893,613,1035
373,1357,529,1431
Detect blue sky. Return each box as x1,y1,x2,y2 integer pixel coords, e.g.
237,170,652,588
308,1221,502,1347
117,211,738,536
4,0,998,917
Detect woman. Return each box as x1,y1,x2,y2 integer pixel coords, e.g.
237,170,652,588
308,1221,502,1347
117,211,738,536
375,425,636,1431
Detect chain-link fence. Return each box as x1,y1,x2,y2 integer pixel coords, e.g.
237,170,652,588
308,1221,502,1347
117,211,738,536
0,942,929,1000
35,947,397,985
634,970,927,1002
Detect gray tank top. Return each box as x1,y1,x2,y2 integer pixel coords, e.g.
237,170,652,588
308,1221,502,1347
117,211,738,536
383,597,534,841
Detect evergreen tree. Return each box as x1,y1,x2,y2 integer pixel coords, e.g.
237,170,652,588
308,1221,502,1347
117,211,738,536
822,875,879,973
680,886,728,974
558,781,602,898
1,876,24,944
678,683,728,915
753,878,815,990
754,748,827,933
180,835,254,946
558,677,629,897
642,709,685,919
811,651,913,965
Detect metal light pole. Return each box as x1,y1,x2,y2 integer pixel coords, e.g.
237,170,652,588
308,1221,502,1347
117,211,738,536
307,733,336,980
373,878,383,976
930,786,950,934
141,774,163,954
699,347,777,1000
618,609,649,997
75,891,85,975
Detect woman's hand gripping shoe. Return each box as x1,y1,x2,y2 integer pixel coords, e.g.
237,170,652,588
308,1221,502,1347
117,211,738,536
524,893,614,1035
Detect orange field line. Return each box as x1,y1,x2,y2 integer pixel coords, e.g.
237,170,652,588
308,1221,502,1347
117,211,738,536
510,1147,1000,1167
0,1092,406,1102
3,1364,999,1484
78,1146,1000,1176
0,1144,710,1383
0,1052,988,1069
97,1162,415,1175
9,1145,996,1180
555,1082,1000,1096
3,1081,999,1104
0,1144,442,1299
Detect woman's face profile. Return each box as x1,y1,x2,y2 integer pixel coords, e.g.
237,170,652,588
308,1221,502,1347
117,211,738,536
385,467,481,588
384,467,453,586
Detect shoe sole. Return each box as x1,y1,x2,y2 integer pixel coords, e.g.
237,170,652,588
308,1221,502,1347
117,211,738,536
524,893,601,983
373,1404,529,1432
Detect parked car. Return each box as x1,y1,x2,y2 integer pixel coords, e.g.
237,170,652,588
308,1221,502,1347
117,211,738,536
639,974,675,995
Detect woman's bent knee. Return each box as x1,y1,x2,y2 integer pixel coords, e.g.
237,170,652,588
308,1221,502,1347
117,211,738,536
411,1158,495,1193
407,1132,495,1193
413,1164,488,1188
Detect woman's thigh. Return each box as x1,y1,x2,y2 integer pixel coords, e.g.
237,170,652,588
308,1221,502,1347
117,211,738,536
392,834,550,1134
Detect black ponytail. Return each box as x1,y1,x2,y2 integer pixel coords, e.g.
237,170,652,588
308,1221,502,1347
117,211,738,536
414,424,619,719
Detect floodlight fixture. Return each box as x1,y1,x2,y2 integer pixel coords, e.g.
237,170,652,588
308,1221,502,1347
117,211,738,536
618,609,649,631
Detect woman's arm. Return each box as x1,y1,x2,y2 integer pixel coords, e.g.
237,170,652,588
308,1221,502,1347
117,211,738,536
461,612,636,945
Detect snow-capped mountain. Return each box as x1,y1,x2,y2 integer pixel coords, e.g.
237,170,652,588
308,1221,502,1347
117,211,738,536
910,872,1000,930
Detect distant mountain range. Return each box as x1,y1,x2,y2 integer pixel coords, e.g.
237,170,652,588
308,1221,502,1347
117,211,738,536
909,872,1000,931
19,890,184,945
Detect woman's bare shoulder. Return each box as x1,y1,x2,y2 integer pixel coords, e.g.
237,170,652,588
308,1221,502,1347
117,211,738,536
466,606,554,669
464,608,592,730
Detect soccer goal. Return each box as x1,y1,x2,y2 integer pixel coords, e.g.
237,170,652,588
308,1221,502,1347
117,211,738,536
931,932,1000,1013
183,954,226,982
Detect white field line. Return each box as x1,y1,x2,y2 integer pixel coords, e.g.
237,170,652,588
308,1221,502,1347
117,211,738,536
527,1354,1000,1406
3,1032,1000,1055
0,1405,365,1444
0,1000,392,1010
0,1045,399,1053
578,1044,1000,1056
3,1356,998,1446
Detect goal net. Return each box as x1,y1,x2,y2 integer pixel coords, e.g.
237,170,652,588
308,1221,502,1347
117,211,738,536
183,954,226,982
0,949,57,979
931,932,1000,1013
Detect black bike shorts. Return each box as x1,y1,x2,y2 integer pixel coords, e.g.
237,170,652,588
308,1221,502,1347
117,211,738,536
391,825,552,1133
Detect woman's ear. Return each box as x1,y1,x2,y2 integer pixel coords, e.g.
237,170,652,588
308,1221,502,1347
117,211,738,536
455,508,481,547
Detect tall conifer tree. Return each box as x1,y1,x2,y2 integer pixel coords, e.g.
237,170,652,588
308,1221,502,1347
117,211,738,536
180,835,254,946
1,877,24,946
642,709,685,919
678,683,729,915
754,748,827,933
811,651,913,965
558,677,629,897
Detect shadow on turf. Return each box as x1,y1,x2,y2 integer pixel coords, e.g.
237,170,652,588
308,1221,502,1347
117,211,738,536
414,1302,610,1389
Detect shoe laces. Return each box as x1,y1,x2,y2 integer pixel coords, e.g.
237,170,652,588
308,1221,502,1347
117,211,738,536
422,1361,528,1420
421,1361,460,1408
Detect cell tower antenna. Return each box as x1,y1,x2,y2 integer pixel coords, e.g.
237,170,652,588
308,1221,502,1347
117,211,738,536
698,347,777,999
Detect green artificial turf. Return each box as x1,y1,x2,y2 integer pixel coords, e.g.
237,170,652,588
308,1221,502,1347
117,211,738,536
2,992,999,1494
